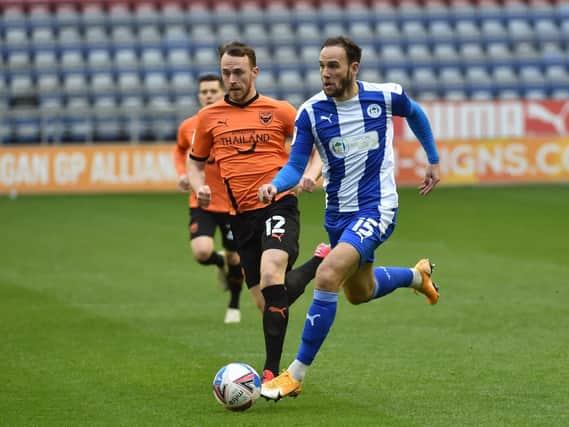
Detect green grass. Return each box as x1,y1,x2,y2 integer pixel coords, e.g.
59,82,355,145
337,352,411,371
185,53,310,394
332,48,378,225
1,186,568,426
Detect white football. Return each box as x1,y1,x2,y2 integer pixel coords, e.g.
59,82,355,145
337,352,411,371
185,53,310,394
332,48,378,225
212,362,261,411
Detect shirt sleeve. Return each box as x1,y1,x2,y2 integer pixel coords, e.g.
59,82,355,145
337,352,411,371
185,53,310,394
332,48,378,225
189,110,212,162
173,119,192,177
405,99,439,164
271,108,314,192
389,84,412,117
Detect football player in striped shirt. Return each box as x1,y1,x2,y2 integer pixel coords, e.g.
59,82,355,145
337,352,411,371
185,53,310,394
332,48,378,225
259,36,441,400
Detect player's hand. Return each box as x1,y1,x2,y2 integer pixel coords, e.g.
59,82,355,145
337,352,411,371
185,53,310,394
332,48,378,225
258,184,277,204
419,163,440,195
297,175,317,194
177,175,190,192
197,185,212,207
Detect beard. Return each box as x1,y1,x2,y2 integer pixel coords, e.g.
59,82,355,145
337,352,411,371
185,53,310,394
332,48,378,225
228,80,253,103
323,70,353,98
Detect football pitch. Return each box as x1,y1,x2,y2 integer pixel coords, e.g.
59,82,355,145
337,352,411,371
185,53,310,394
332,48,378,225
1,186,568,426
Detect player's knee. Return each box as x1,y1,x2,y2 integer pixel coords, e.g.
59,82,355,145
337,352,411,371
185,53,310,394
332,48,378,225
315,264,341,292
260,258,287,286
193,249,212,264
225,251,240,266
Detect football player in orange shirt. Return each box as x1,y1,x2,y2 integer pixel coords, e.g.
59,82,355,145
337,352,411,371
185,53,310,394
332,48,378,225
188,41,329,382
173,74,244,324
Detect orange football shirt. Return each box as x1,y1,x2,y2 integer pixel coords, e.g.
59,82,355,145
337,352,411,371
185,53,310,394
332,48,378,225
174,114,230,212
190,94,296,213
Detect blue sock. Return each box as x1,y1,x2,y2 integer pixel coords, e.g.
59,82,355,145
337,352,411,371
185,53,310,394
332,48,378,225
371,267,413,300
296,289,338,366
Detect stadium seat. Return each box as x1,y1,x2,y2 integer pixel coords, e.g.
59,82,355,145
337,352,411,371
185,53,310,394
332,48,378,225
322,22,346,40
107,3,133,27
1,7,27,30
31,27,57,49
412,68,439,95
167,49,192,72
60,50,85,73
270,22,296,45
90,72,116,96
304,69,322,93
374,21,401,47
117,72,142,96
384,68,412,91
133,4,159,28
454,20,481,44
7,51,31,72
4,28,28,50
160,3,186,27
428,21,454,44
138,26,163,49
432,44,460,69
36,73,60,96
12,110,42,144
54,5,81,27
492,66,520,93
278,69,306,93
34,50,58,73
87,49,113,72
217,24,242,46
114,49,139,72
507,19,534,43
348,22,375,43
359,68,382,83
239,2,266,25
140,48,165,72
265,1,293,24
58,27,83,50
28,5,53,28
81,4,107,27
84,26,110,49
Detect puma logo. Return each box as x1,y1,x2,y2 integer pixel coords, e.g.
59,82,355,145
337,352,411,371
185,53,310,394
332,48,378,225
268,306,287,319
306,313,321,326
320,113,333,124
527,102,569,135
271,233,283,241
216,119,228,126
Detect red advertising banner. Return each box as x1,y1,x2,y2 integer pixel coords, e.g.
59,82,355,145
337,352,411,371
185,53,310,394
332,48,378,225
395,100,569,140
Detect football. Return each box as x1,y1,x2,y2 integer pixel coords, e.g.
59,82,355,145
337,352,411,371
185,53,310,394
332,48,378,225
212,362,261,411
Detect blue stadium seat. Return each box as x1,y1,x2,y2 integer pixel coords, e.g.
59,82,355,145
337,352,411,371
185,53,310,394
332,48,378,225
81,4,107,27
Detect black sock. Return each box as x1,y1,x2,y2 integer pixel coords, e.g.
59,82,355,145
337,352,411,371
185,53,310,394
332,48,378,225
262,285,289,376
197,251,224,268
227,264,243,309
285,256,323,306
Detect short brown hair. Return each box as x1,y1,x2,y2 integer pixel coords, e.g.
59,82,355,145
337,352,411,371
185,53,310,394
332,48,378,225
321,36,362,64
218,41,257,67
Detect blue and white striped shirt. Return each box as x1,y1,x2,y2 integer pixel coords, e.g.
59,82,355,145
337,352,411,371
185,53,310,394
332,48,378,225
273,81,438,214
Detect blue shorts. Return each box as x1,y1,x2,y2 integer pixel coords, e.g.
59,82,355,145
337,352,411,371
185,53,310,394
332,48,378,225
324,207,398,265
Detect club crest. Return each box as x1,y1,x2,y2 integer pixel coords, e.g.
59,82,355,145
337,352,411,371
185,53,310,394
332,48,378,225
259,111,273,126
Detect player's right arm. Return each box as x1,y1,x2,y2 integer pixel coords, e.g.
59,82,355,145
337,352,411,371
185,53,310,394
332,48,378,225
173,118,193,192
258,109,314,203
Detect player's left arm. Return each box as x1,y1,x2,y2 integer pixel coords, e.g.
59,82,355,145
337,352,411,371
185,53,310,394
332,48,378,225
297,147,323,194
393,89,440,195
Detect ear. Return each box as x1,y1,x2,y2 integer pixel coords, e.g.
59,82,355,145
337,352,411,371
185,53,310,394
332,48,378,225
351,62,360,75
252,66,260,78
